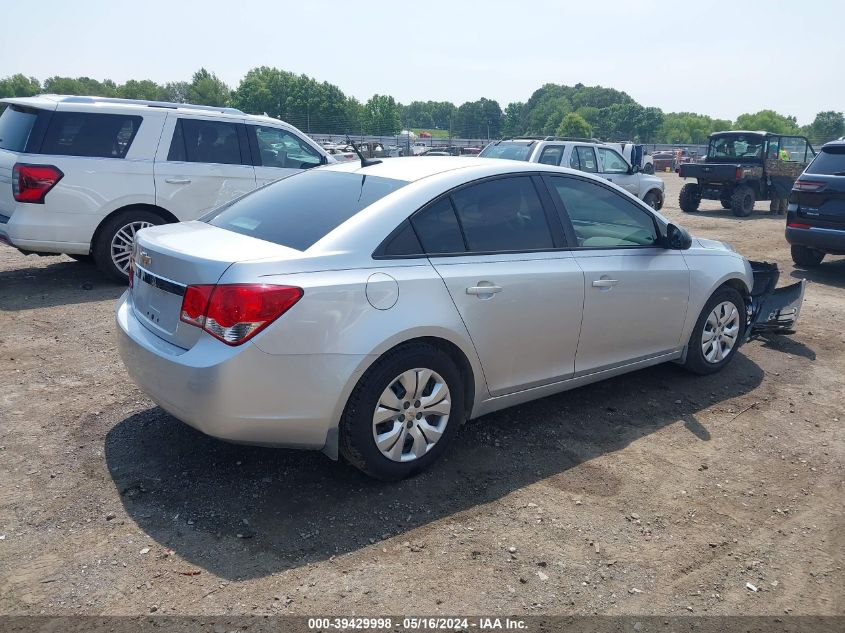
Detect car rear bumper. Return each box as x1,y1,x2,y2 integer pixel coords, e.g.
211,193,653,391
785,225,845,255
115,291,368,452
0,205,97,254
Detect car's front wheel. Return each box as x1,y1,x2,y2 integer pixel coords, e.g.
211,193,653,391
682,287,746,375
730,185,755,217
791,244,824,267
94,209,166,283
643,162,655,174
340,342,464,480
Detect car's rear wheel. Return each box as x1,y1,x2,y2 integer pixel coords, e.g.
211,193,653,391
682,287,746,375
643,162,654,175
730,185,755,217
93,209,166,283
791,244,824,267
339,342,464,480
679,183,701,212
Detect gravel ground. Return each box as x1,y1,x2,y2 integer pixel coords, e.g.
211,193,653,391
0,173,842,617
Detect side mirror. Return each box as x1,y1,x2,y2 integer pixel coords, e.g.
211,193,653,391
666,223,692,250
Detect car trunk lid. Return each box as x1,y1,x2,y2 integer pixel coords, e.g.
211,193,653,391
131,221,302,349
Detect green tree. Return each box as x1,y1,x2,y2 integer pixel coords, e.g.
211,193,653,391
501,102,525,137
186,68,230,106
43,76,117,96
162,81,189,103
0,74,41,98
555,112,592,138
733,110,799,135
659,112,730,144
364,94,400,135
117,79,165,101
804,111,844,143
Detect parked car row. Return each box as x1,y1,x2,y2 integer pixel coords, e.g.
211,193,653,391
0,96,810,480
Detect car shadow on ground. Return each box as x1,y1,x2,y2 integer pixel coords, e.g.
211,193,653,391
692,207,786,221
105,354,764,581
0,257,124,311
790,258,845,290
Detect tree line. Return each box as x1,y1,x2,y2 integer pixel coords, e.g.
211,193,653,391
2,69,843,145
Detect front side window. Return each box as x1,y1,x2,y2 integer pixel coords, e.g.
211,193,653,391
538,145,564,166
250,125,322,169
205,171,406,250
450,177,553,252
170,119,243,165
597,147,629,173
574,146,598,173
548,176,658,247
40,112,142,158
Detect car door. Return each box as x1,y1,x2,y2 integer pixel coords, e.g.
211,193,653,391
245,124,325,186
544,174,690,375
412,175,585,396
154,116,256,221
596,146,640,196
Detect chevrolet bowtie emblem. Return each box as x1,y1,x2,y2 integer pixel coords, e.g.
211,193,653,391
140,252,152,266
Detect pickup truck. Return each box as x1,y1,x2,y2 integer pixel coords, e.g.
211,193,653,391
678,131,815,217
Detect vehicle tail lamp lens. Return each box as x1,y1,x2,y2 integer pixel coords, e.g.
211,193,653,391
12,164,64,203
179,284,303,345
793,180,826,192
787,222,811,229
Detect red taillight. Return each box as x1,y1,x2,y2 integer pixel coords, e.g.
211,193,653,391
793,180,826,192
180,285,215,328
735,167,743,180
787,222,812,229
179,284,302,345
12,164,64,203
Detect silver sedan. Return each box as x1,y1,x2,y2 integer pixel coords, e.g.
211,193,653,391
116,157,804,480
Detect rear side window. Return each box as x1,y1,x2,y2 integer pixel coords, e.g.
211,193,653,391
806,145,845,175
478,142,534,161
169,119,243,165
573,146,598,173
539,145,564,165
41,112,142,158
0,106,38,151
450,177,554,252
205,170,406,250
412,197,466,254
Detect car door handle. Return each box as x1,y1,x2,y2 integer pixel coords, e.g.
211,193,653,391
466,284,503,295
165,177,191,184
592,278,620,288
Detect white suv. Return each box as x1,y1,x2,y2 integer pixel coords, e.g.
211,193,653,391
479,137,665,210
0,95,332,280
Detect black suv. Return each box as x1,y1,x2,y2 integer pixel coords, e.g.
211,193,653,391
786,139,845,266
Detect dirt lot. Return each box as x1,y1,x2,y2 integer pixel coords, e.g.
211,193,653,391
0,173,842,617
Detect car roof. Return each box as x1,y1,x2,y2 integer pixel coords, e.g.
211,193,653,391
821,139,845,148
0,94,289,126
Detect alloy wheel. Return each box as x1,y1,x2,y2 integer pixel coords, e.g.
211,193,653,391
701,301,740,363
372,368,451,462
111,221,153,274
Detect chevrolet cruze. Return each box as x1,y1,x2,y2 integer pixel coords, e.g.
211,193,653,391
116,157,804,480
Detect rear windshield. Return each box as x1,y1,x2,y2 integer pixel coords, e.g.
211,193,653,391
479,142,534,161
204,170,407,250
0,106,38,152
806,145,845,175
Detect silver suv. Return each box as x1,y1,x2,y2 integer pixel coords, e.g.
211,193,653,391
480,136,665,209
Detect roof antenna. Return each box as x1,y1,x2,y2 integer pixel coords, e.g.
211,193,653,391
346,135,382,168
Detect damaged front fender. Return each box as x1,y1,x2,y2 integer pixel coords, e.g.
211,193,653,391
747,261,806,336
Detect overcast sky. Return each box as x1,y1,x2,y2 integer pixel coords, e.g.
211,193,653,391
2,0,841,125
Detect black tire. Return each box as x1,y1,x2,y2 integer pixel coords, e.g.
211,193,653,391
791,244,824,267
643,190,662,210
730,185,755,217
339,342,465,481
68,254,93,263
720,197,732,210
682,287,746,375
93,209,166,283
643,162,655,174
679,183,701,213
